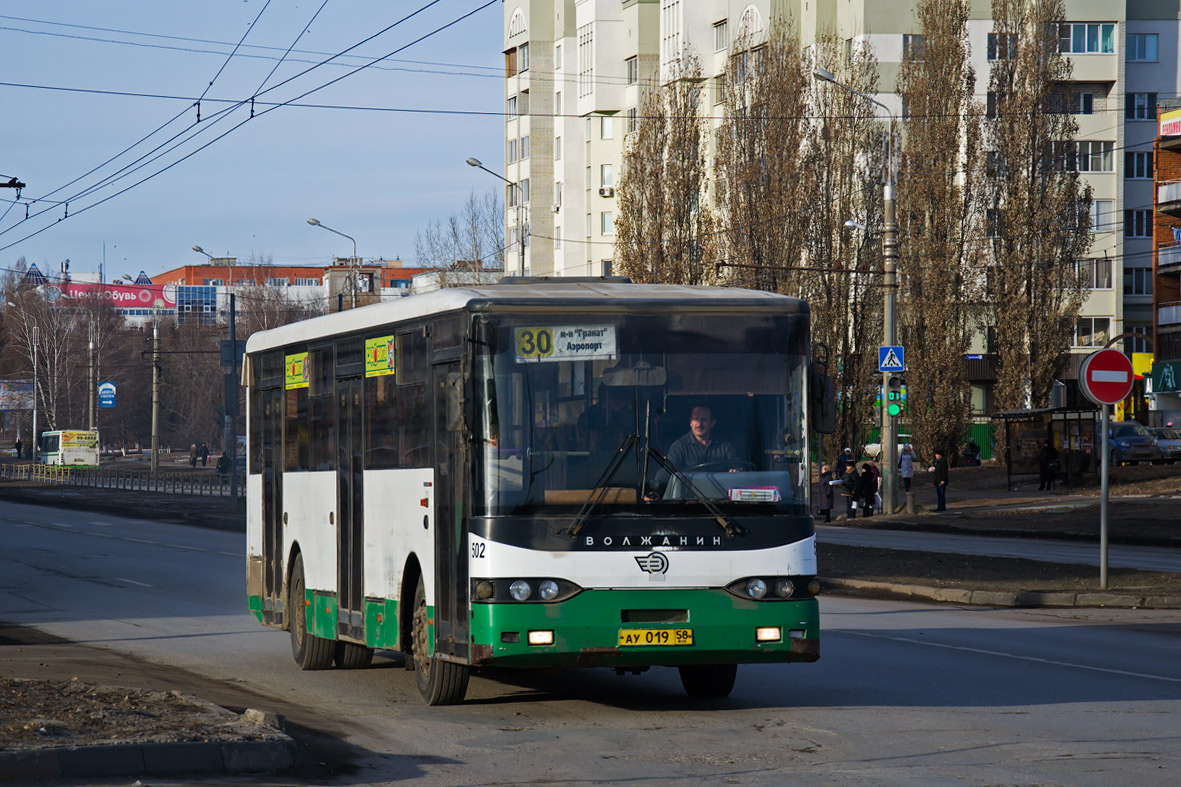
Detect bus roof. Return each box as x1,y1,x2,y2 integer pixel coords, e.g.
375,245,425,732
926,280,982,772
245,280,806,355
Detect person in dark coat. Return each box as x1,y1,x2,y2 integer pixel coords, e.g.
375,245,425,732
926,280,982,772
931,449,949,511
1037,441,1058,491
856,462,877,517
199,442,210,467
841,462,860,519
14,439,22,460
817,464,835,523
835,448,854,480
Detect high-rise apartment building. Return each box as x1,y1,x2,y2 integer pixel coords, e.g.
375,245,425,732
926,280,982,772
504,1,1178,400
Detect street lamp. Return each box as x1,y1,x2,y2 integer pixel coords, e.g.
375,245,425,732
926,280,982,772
467,156,524,276
7,301,37,462
814,67,901,515
307,218,360,307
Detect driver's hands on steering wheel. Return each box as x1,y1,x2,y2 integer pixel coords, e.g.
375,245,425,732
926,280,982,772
686,460,756,473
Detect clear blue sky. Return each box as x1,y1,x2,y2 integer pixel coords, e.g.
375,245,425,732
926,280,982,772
0,0,504,283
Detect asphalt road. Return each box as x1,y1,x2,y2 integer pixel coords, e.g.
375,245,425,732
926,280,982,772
816,524,1181,573
2,499,1181,785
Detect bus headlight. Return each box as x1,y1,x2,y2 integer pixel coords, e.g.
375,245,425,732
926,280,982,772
509,580,532,601
746,578,767,599
475,581,495,600
774,579,794,598
538,579,559,600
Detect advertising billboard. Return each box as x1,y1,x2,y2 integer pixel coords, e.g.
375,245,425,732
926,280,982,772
43,281,177,308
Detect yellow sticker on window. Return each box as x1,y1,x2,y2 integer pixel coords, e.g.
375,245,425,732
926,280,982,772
365,335,396,377
285,352,309,390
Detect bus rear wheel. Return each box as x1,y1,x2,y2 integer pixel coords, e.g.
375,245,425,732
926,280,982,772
411,575,469,705
289,554,333,670
334,641,374,669
678,664,737,698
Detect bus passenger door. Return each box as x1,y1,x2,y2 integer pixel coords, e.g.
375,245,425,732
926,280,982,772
432,360,469,661
337,376,365,641
261,388,284,623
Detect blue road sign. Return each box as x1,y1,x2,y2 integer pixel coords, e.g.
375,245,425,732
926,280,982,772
879,346,905,372
98,381,116,408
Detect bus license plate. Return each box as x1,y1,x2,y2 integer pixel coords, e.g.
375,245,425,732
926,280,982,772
618,628,693,647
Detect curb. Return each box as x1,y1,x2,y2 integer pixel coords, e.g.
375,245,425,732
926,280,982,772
820,577,1181,609
0,738,296,782
826,516,1181,549
0,486,244,533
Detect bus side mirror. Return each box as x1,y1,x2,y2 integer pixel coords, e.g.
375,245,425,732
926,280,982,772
809,367,836,435
445,372,465,432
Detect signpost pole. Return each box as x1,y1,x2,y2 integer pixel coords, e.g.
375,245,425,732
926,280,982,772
1100,404,1110,590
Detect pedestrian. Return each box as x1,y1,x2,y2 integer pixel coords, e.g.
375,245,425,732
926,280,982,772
899,443,916,492
14,438,22,460
199,442,209,467
216,453,231,479
189,443,198,468
856,462,877,517
1037,440,1058,491
817,464,835,523
841,462,860,519
930,449,949,511
835,447,854,480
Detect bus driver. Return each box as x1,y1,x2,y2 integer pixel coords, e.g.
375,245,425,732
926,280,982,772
646,405,740,499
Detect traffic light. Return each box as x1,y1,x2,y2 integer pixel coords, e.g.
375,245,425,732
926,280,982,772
885,375,905,418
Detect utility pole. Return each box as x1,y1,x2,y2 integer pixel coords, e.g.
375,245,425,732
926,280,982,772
151,322,160,473
881,124,900,515
224,294,239,505
88,323,96,431
31,325,38,462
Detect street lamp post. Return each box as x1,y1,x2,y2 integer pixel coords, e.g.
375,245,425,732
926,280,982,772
7,301,38,462
307,218,360,307
814,67,900,515
467,157,524,276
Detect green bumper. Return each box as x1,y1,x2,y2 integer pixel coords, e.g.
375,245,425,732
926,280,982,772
470,588,819,669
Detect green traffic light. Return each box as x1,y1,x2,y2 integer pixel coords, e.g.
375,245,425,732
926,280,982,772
887,402,903,417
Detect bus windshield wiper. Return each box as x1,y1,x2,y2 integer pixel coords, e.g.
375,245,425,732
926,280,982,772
569,434,638,538
644,448,745,539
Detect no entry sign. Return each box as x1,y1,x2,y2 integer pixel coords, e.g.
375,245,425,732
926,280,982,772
1079,349,1134,406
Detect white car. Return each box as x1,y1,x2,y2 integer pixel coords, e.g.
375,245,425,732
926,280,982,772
863,435,912,461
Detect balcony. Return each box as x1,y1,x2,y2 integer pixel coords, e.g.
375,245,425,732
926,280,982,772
1162,243,1181,274
1162,301,1181,327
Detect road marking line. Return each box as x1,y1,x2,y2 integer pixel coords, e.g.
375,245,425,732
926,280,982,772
167,545,205,552
839,630,1181,684
88,521,113,527
115,577,153,587
216,551,242,557
124,538,156,545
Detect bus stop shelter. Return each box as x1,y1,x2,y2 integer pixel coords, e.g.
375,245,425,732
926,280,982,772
991,407,1099,491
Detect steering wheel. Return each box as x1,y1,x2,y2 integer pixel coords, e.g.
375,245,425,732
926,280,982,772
686,460,756,473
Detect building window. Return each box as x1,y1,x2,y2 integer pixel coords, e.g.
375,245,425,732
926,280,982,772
902,34,925,62
601,116,614,139
586,213,592,236
1090,199,1114,233
986,209,1001,238
1125,267,1154,296
578,23,594,97
1127,33,1157,62
554,43,562,69
555,91,562,115
601,212,614,235
555,136,562,159
626,106,638,134
294,277,320,286
1074,317,1111,347
1056,140,1114,172
1058,23,1115,54
507,184,516,208
520,178,530,203
1076,259,1112,289
518,90,529,116
203,278,223,286
505,48,518,78
507,138,517,163
601,164,613,188
506,95,517,118
986,92,999,119
1128,325,1151,353
626,56,638,85
520,135,529,160
555,227,561,249
714,19,727,51
518,42,529,72
661,1,682,63
1125,209,1152,238
1126,151,1153,179
266,277,287,287
1126,92,1157,120
987,32,1017,61
1071,92,1094,115
555,181,563,206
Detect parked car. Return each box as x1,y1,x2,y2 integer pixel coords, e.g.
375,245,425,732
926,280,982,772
1109,422,1163,466
1149,427,1181,464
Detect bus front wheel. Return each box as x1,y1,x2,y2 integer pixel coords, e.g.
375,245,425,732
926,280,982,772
411,575,469,705
678,664,737,699
289,554,333,670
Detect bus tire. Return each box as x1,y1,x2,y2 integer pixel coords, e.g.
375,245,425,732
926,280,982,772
334,641,374,669
411,575,469,705
678,664,737,699
289,554,333,670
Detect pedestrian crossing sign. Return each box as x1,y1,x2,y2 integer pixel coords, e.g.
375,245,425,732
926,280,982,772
879,346,905,372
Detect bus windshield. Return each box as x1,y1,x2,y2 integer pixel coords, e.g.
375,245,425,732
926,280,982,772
473,313,808,516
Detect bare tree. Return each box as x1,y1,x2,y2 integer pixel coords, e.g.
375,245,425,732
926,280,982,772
615,50,716,284
895,0,989,458
415,189,505,288
987,0,1092,414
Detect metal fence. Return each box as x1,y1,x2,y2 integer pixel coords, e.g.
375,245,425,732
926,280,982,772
1,463,245,497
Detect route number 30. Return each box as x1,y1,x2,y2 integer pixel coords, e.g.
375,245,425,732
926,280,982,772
516,328,554,359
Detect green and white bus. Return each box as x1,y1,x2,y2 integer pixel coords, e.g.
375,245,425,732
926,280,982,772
245,278,829,704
